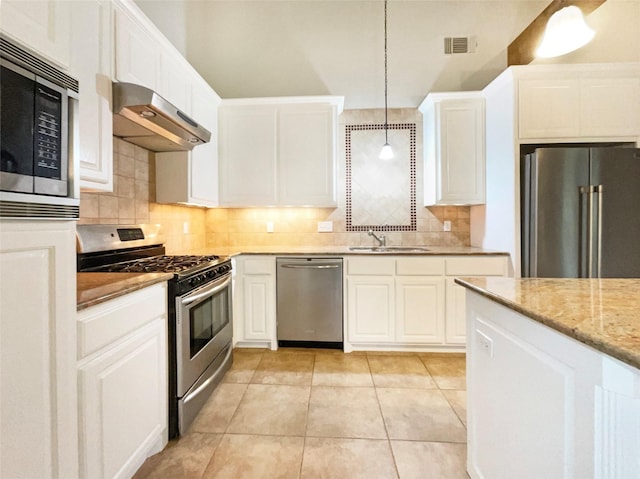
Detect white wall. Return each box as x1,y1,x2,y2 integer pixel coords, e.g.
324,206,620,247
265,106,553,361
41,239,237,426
533,0,640,66
134,0,548,109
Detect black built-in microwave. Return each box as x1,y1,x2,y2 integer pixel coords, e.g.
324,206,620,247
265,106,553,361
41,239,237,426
0,36,79,218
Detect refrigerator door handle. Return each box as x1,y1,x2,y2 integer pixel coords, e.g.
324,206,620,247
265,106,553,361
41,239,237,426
595,184,603,278
584,185,596,278
579,186,589,278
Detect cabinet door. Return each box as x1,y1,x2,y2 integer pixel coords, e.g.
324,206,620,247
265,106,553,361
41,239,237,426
0,0,71,69
278,104,336,206
445,256,508,345
518,78,580,139
396,277,445,344
113,5,158,90
160,53,191,114
594,357,640,478
580,77,640,138
73,0,114,192
437,99,485,204
242,275,276,341
445,279,468,344
78,320,167,479
219,105,278,206
347,277,395,343
189,83,220,206
0,221,77,479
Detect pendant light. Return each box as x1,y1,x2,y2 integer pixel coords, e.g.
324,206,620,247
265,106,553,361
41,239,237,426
536,5,595,58
379,0,394,160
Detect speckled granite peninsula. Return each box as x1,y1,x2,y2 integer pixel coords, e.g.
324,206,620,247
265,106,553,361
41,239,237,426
455,277,640,370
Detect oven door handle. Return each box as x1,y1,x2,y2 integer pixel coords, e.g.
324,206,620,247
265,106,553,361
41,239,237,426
181,274,231,306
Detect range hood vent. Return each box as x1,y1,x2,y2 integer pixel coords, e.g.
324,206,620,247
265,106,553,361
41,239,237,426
112,82,211,152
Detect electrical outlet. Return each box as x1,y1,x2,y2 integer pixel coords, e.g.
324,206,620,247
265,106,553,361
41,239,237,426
183,221,190,234
317,221,333,233
443,220,451,232
476,329,494,357
266,222,274,233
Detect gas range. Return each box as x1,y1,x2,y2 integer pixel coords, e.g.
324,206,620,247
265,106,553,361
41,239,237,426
76,224,231,294
76,224,234,439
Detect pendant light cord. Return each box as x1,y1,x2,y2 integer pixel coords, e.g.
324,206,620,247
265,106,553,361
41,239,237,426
384,0,389,143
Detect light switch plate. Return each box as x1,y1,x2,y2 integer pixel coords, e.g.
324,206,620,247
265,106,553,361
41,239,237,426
317,221,333,233
443,220,451,232
266,222,274,233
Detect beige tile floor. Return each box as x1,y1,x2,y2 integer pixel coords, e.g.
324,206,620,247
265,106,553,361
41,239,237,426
134,349,469,479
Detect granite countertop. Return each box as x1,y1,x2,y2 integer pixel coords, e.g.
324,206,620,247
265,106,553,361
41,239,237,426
455,277,640,370
191,245,509,257
76,246,508,310
77,272,173,311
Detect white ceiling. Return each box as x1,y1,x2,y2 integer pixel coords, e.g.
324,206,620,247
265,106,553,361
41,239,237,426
134,0,639,109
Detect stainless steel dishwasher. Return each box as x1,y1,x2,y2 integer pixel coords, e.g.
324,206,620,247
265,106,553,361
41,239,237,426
276,257,343,348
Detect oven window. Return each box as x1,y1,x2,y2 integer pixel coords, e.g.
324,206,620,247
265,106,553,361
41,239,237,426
189,285,229,358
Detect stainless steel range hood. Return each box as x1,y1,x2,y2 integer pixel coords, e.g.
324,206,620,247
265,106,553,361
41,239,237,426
112,82,211,152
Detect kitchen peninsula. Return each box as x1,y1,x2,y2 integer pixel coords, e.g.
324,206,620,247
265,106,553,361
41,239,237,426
457,277,640,478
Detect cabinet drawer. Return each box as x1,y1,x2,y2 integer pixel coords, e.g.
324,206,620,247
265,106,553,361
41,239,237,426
347,258,395,275
396,257,445,276
446,257,506,276
78,283,167,358
242,257,275,275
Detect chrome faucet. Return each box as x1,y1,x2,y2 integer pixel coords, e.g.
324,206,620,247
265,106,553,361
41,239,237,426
368,229,386,247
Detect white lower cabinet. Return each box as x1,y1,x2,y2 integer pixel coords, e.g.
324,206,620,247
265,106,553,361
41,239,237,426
396,277,445,343
347,277,395,342
77,283,168,479
345,255,508,351
231,254,508,352
232,256,277,349
0,221,78,479
466,290,640,479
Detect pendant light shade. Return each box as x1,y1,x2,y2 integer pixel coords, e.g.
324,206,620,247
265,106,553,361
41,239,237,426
379,0,394,160
379,143,394,160
536,5,595,58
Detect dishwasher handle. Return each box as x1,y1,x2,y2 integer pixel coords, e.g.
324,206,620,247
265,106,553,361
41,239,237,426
280,264,340,270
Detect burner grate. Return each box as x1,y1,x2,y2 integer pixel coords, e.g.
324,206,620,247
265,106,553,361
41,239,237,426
95,255,221,273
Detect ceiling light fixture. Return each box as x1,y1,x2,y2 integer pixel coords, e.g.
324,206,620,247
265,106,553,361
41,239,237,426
379,0,394,160
536,5,595,58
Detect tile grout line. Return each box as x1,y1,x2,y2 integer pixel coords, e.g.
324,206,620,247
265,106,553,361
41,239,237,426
366,354,402,479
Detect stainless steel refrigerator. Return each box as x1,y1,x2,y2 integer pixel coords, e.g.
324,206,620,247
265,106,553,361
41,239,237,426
521,147,640,278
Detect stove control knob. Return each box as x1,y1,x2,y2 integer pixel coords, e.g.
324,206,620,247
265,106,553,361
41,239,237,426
189,278,198,287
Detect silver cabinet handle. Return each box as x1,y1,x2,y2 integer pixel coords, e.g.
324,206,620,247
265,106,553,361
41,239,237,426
280,264,340,269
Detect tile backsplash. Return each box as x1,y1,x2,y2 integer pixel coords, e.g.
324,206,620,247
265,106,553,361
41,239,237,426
80,110,470,253
79,138,207,254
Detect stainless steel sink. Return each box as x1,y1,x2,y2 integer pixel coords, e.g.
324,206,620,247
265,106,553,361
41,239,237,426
348,246,430,253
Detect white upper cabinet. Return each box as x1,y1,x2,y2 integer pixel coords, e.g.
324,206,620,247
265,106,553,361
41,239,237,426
0,0,71,69
72,1,114,192
419,92,485,206
219,97,343,207
580,77,640,138
517,64,640,141
113,3,159,91
156,80,222,207
278,104,337,206
188,81,221,206
219,104,279,205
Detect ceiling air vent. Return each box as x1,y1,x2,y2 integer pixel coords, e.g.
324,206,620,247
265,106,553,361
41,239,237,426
444,36,476,54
